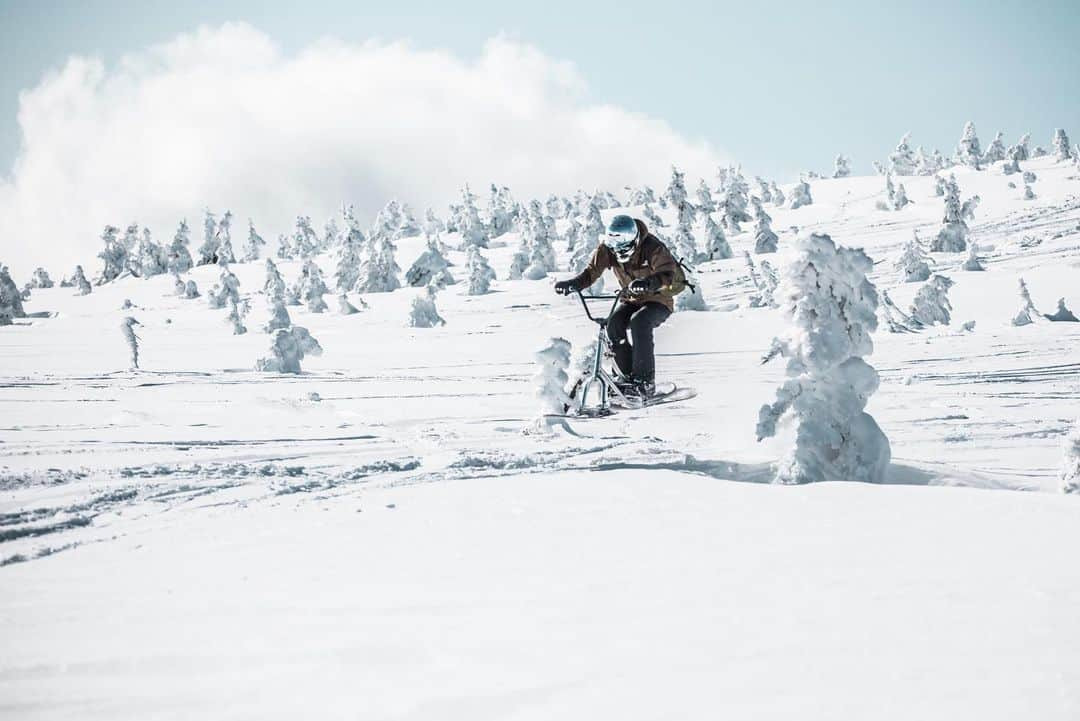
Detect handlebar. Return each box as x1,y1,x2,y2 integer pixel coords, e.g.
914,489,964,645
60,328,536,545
575,288,629,325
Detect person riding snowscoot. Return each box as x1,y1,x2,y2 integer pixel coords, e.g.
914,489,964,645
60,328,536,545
554,214,677,398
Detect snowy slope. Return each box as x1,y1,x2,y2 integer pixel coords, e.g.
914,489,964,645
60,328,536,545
2,156,1080,719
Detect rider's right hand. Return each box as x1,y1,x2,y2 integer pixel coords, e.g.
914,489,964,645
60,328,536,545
554,280,576,296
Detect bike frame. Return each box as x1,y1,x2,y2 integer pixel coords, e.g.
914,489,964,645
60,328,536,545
571,289,633,416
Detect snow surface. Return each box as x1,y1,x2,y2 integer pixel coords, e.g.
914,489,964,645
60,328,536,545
2,156,1080,718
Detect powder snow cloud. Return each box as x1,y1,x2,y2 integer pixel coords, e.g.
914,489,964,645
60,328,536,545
0,22,725,276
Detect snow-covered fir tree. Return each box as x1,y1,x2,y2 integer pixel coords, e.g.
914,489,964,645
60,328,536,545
466,246,496,295
895,232,931,282
663,166,689,209
582,201,605,248
71,265,92,295
719,168,752,232
754,177,774,203
337,292,364,315
1052,128,1073,161
675,286,708,311
355,231,402,293
96,225,126,284
563,215,582,252
216,211,236,266
909,274,954,326
0,265,26,323
628,185,657,206
641,204,664,229
321,216,341,252
1012,133,1031,161
888,133,916,175
672,204,699,265
226,297,247,335
408,285,445,328
264,297,291,333
208,268,241,309
1023,182,1036,200
769,181,785,207
1044,298,1079,322
507,235,530,280
960,194,980,222
788,180,813,210
423,207,445,236
264,257,286,303
524,220,558,280
695,179,717,214
406,236,451,287
982,131,1006,165
256,326,322,373
167,220,194,274
120,317,141,369
29,267,53,289
961,242,985,271
396,204,421,240
137,228,168,278
752,196,778,254
1011,277,1040,326
527,337,571,433
182,279,199,299
242,220,266,262
745,252,778,308
955,121,982,169
291,216,319,259
486,184,514,238
703,215,732,260
459,185,489,248
833,154,851,178
120,224,143,277
294,259,329,313
334,208,366,292
893,181,910,210
197,210,219,265
756,233,890,484
930,175,968,252
914,146,937,176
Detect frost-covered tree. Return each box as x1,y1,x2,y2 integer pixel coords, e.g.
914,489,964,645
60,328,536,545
930,175,968,252
955,121,982,169
294,259,329,313
563,215,582,252
881,174,897,210
137,228,168,277
1012,133,1031,161
71,265,92,295
408,285,445,328
695,179,717,214
961,242,985,271
337,292,364,315
914,146,937,176
1063,419,1080,494
703,215,732,260
627,185,657,206
832,154,851,178
746,252,778,308
29,267,53,289
167,220,194,274
120,224,143,277
663,166,689,209
197,210,219,265
226,297,247,335
264,298,291,333
1011,277,1040,326
719,168,752,232
355,232,401,293
752,197,778,254
486,184,514,238
756,233,890,484
672,206,699,265
242,220,266,262
0,265,26,322
582,201,605,247
396,204,421,240
322,217,341,252
788,180,813,210
1023,182,1036,200
208,268,241,309
524,200,558,276
754,177,774,203
423,207,445,236
893,181,910,210
120,317,141,369
96,225,126,284
406,236,451,287
895,233,931,282
459,185,490,248
334,208,367,291
466,246,496,295
1052,128,1073,161
888,133,916,175
216,211,236,266
641,204,665,229
256,326,322,373
527,337,571,432
909,274,954,326
769,181,785,207
507,234,530,280
1044,298,1079,322
291,216,319,259
264,258,286,303
982,131,1006,165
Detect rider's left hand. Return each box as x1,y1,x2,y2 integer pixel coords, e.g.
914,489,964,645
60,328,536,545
629,275,661,295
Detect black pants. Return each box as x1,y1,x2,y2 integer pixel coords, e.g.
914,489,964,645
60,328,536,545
607,301,671,382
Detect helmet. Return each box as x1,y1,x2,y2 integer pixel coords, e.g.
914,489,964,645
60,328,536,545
604,215,639,262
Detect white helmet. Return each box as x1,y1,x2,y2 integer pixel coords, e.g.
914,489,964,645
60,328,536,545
604,214,639,262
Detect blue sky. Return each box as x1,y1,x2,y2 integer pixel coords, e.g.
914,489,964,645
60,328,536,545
1,0,1077,180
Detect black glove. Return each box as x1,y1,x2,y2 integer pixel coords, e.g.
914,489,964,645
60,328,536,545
628,275,661,295
554,279,578,296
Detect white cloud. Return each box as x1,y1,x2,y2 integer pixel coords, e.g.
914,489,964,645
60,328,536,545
0,22,725,277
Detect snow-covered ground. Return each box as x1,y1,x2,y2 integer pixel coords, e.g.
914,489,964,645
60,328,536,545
2,157,1080,719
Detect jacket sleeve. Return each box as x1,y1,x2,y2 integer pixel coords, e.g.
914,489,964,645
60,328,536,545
647,238,678,287
569,245,610,289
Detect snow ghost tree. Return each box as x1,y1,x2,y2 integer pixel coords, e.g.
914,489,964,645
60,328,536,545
137,228,168,278
408,285,446,328
355,232,402,294
264,298,291,333
226,298,247,335
563,216,582,252
663,166,689,208
695,179,717,213
703,215,732,260
120,317,141,369
754,177,773,203
1063,420,1080,494
406,236,451,287
582,202,605,247
527,337,572,433
459,185,490,248
29,267,53,289
961,242,985,271
322,217,341,251
0,265,27,322
215,211,236,266
120,224,142,277
745,252,778,308
955,121,982,169
675,286,708,311
96,225,126,284
264,258,286,303
71,265,92,295
508,235,531,280
982,131,1006,165
914,146,937,176
641,204,664,229
197,210,219,265
893,181,910,210
752,197,778,254
167,220,194,274
396,204,421,240
930,175,968,252
788,180,813,210
756,233,891,484
909,274,954,326
208,268,241,309
335,209,367,292
672,205,699,265
833,154,851,178
337,292,364,315
291,216,319,259
895,233,931,282
1052,128,1073,161
1023,182,1036,200
294,259,329,313
888,133,917,175
242,220,266,262
719,168,752,232
487,184,514,238
1044,298,1079,322
1011,277,1040,326
423,207,445,236
466,246,496,295
256,326,323,374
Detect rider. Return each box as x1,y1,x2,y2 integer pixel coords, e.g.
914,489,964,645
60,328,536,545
554,214,676,398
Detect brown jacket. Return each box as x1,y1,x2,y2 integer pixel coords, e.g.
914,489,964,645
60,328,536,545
569,219,679,311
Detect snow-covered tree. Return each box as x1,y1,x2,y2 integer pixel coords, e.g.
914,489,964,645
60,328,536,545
334,208,367,292
910,274,954,326
355,233,401,293
167,220,194,274
242,220,266,262
408,285,445,328
120,317,141,369
788,180,813,210
672,206,699,265
893,181,910,210
752,197,778,254
769,181,785,207
563,215,582,252
466,246,496,295
264,298,291,332
1023,182,1036,200
1052,128,1073,161
137,228,168,277
120,224,143,277
895,233,931,282
29,267,53,289
663,166,689,208
406,236,451,287
754,177,774,203
955,121,982,169
888,133,916,175
507,235,530,280
1045,298,1079,322
71,265,92,295
197,210,219,265
396,204,421,240
756,233,890,484
641,204,664,229
527,337,571,433
582,201,605,247
96,225,126,284
1011,277,1040,326
256,326,322,374
226,298,247,335
930,175,969,252
216,211,236,266
914,146,937,176
1012,133,1031,161
961,242,985,271
423,207,445,236
524,200,558,277
208,268,241,309
745,252,778,308
703,215,732,260
459,185,490,248
264,258,286,303
982,131,1006,165
695,179,717,213
322,216,341,252
833,154,851,178
294,259,329,313
719,168,752,232
1063,419,1080,494
337,292,364,315
0,265,26,323
627,185,657,206
291,216,319,259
